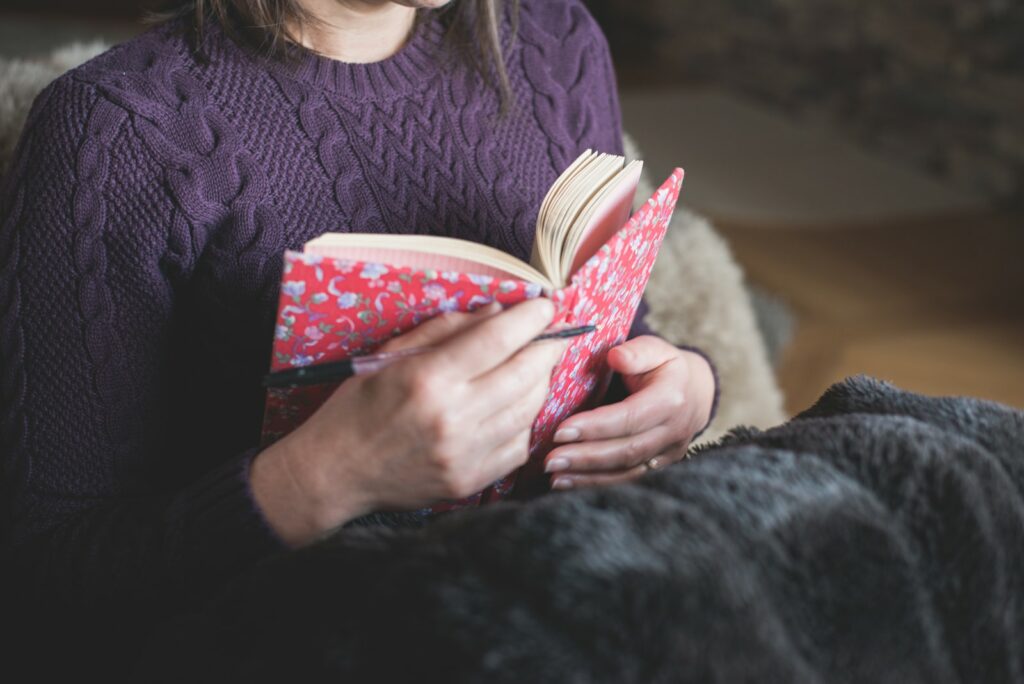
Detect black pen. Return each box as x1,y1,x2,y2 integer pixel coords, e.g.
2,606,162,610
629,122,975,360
262,324,598,389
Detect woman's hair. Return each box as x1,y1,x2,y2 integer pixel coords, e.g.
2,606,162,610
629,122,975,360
146,1,519,110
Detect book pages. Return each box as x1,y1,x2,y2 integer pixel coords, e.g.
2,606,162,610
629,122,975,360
304,234,553,288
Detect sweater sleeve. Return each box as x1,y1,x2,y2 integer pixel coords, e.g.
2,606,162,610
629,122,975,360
0,74,289,645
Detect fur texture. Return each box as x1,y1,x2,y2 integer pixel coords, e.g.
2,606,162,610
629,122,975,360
134,376,1024,682
0,41,787,445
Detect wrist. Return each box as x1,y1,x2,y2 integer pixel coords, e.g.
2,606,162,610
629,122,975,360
251,431,373,547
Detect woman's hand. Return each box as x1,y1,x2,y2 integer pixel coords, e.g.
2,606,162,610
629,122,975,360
251,299,567,548
542,335,715,490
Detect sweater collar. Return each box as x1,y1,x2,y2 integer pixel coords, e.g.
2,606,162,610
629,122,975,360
210,11,448,100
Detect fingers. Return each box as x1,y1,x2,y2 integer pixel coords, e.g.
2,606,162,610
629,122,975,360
377,302,501,353
548,441,691,491
470,337,567,421
475,355,558,441
544,425,676,473
553,375,684,443
550,465,649,490
422,298,557,379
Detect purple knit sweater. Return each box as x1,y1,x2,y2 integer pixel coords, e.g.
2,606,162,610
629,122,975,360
0,0,716,664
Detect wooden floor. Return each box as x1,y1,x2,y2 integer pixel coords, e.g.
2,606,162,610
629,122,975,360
714,212,1024,416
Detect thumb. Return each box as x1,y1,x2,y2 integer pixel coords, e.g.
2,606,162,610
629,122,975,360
607,335,679,377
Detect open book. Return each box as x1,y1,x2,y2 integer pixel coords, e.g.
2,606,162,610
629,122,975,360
302,151,645,290
260,151,685,517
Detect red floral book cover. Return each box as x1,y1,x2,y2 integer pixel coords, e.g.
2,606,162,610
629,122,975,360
259,168,684,520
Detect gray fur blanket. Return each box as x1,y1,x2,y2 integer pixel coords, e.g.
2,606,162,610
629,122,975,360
133,376,1023,682
128,376,1024,679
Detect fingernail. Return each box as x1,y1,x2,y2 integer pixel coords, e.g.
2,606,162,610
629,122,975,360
551,477,573,490
545,458,570,473
553,427,580,443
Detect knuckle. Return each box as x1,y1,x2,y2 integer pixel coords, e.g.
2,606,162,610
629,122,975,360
623,439,645,464
430,450,468,496
427,412,459,443
429,447,455,473
405,366,442,401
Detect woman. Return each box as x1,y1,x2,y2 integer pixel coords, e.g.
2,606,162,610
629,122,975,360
0,0,716,676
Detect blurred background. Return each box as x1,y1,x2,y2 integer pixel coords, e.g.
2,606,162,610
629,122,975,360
1,0,1022,414
583,0,1024,413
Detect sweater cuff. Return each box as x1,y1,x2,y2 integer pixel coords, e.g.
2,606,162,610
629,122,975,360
163,446,291,592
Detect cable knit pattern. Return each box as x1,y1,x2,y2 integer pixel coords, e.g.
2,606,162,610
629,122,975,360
0,1,715,677
74,97,136,459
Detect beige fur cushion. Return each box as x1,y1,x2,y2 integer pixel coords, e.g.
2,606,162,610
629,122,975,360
0,41,786,443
